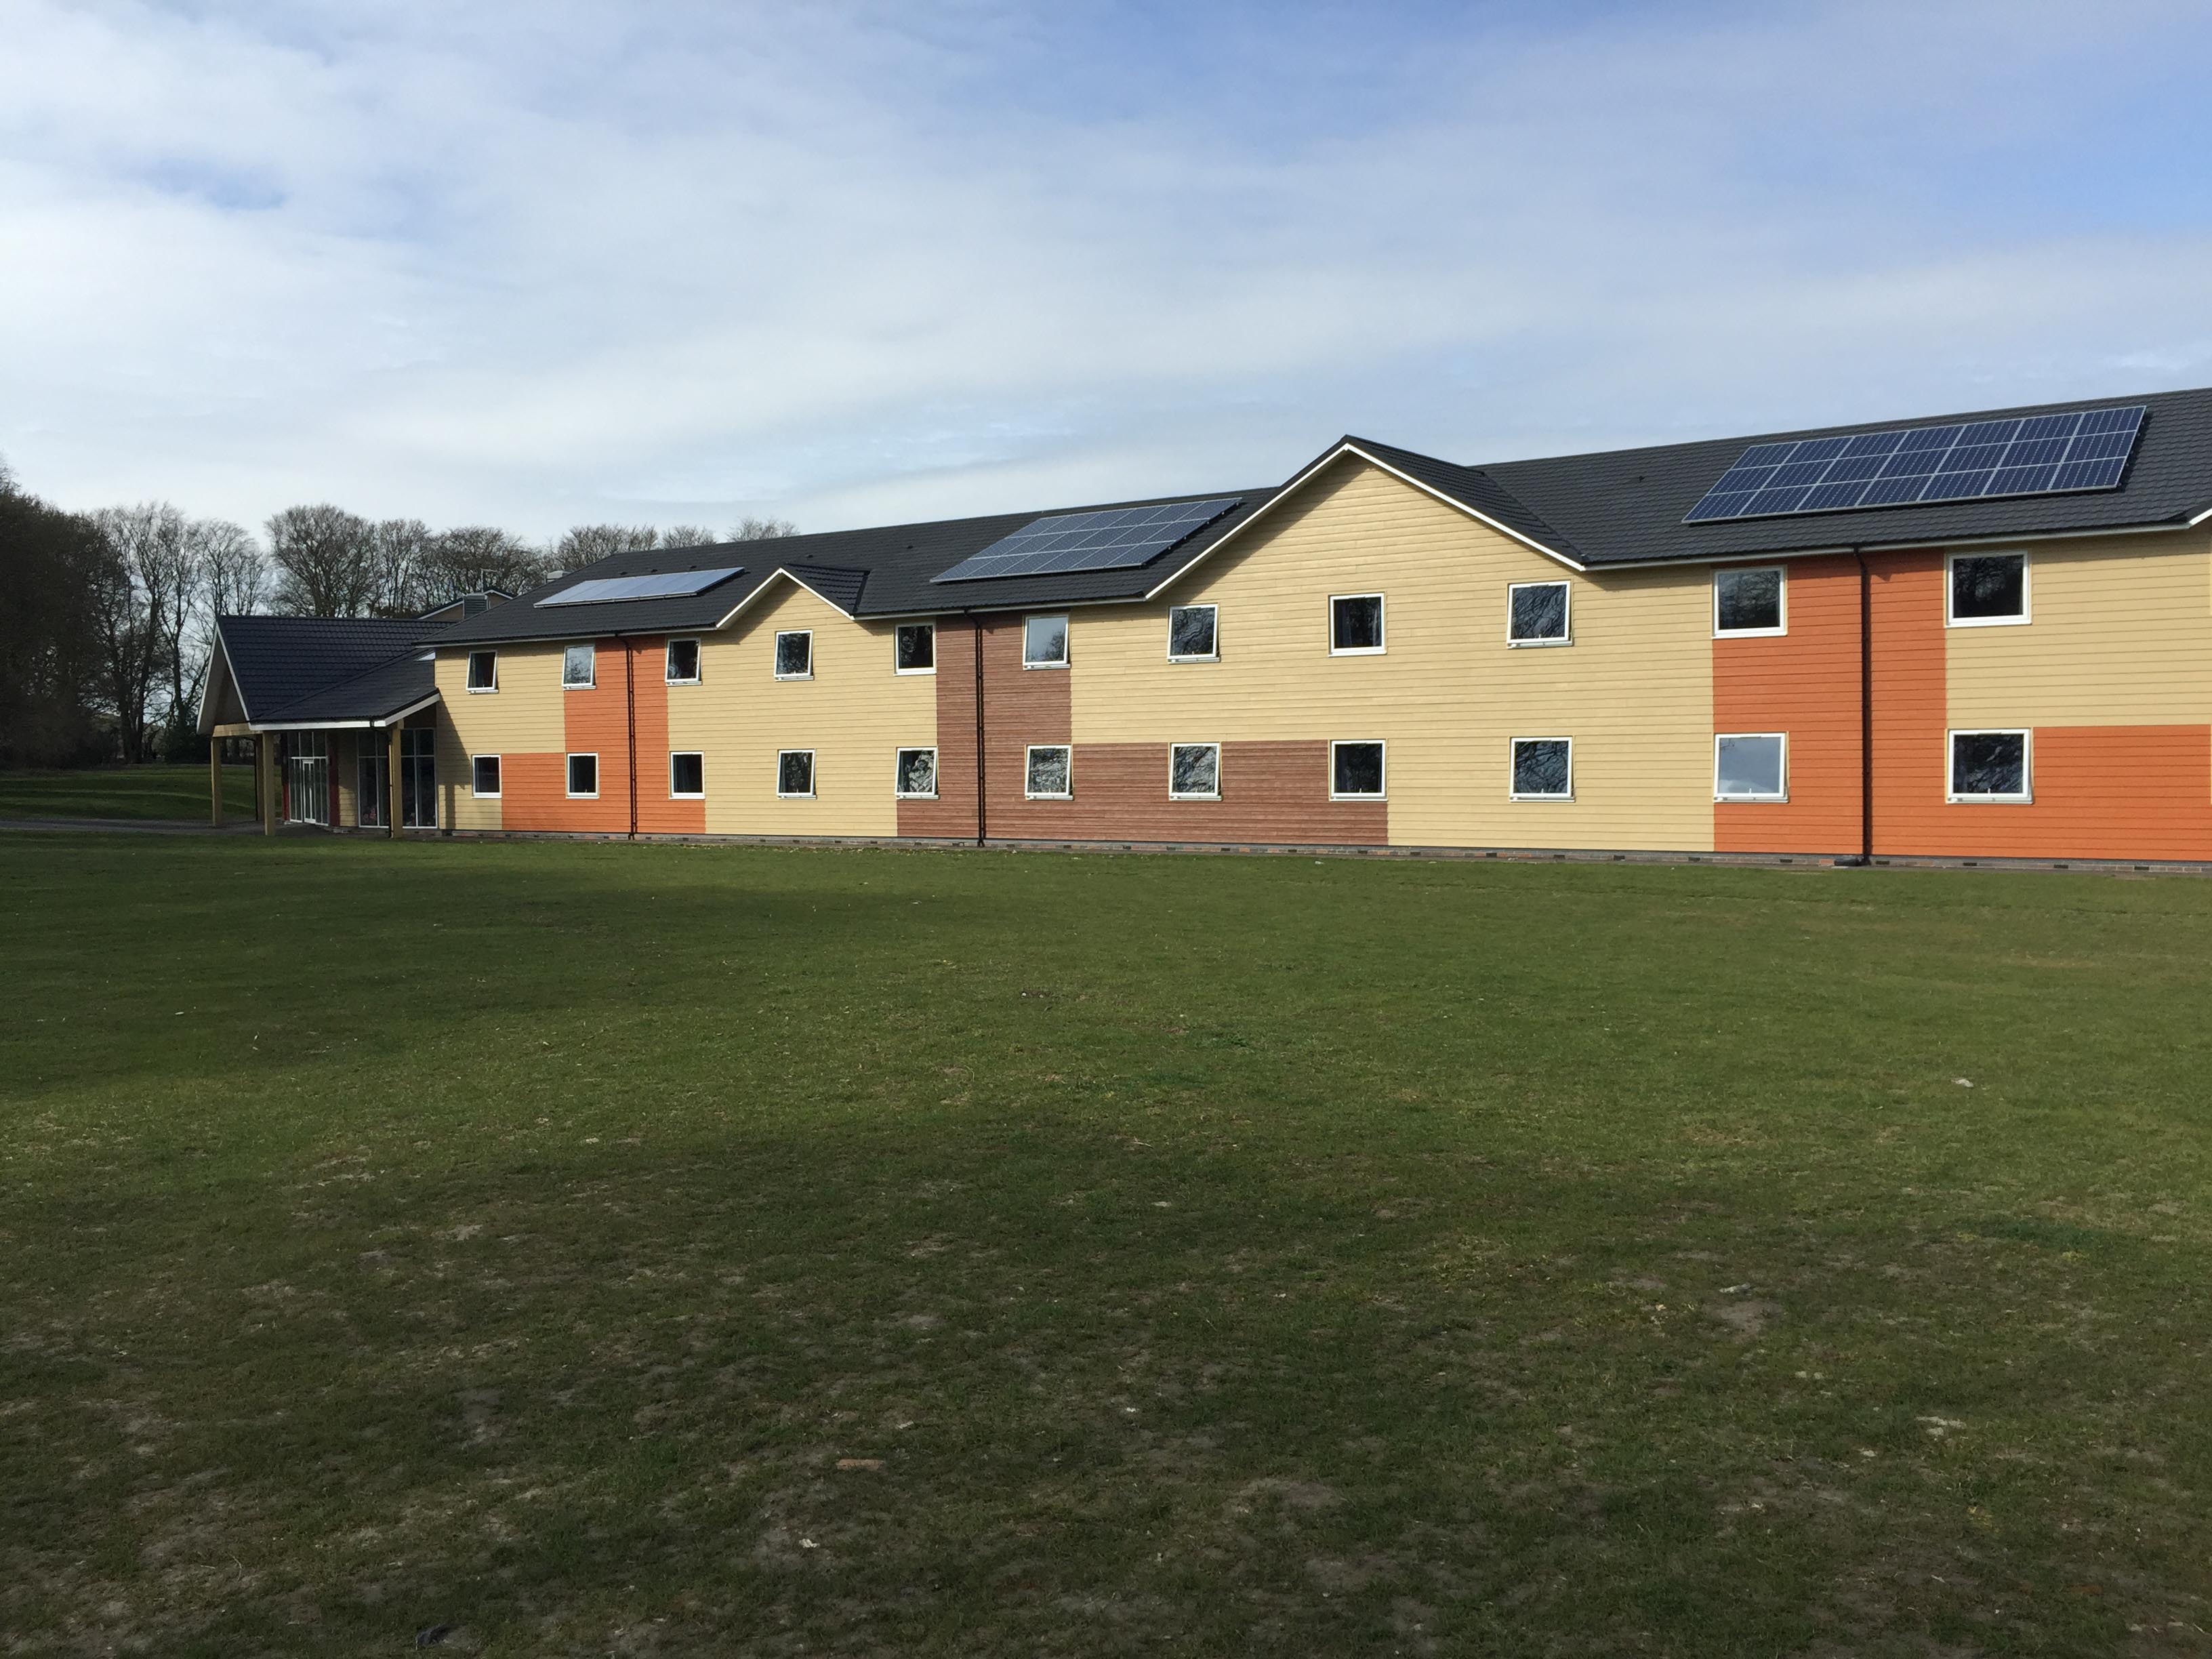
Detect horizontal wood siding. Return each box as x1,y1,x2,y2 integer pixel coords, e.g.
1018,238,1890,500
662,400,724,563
1713,554,1863,855
899,618,979,840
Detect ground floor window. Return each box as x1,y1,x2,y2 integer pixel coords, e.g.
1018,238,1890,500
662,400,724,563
670,752,703,798
399,728,436,828
1170,742,1219,799
1330,740,1385,799
895,747,937,798
777,750,815,798
1511,738,1572,800
471,755,501,798
567,753,598,798
1025,745,1072,798
1714,733,1786,801
1949,729,2030,802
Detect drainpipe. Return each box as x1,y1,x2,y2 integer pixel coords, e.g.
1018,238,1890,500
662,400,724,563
1849,548,1872,866
973,615,988,846
624,639,638,839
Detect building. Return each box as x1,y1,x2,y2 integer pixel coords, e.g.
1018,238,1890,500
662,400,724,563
199,388,2212,867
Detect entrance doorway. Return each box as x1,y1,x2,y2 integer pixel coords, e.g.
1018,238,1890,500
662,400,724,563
358,741,388,828
285,733,329,825
399,729,436,828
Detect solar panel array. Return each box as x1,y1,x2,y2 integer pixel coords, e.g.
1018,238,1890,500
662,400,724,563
1682,405,2146,525
933,497,1242,585
535,566,744,607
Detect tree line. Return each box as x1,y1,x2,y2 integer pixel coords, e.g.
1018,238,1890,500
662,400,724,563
0,452,794,767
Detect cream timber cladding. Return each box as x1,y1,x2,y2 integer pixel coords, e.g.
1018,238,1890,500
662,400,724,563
433,640,569,831
668,580,939,837
1071,455,1719,851
1943,527,2212,733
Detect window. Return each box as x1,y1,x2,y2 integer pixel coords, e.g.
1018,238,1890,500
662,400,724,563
471,755,501,798
1948,552,2028,626
1025,744,1072,798
1330,740,1385,798
566,753,598,798
466,650,497,692
1948,730,2030,802
1714,733,1786,801
1330,594,1385,655
1714,567,1786,636
1168,605,1218,661
777,750,815,798
895,623,936,674
562,644,595,689
1511,738,1572,800
1170,742,1220,799
774,630,813,679
1023,613,1069,668
670,752,704,798
1507,581,1570,645
666,638,700,684
895,747,938,798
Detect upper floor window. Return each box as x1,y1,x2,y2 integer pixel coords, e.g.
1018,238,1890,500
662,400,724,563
1714,567,1786,636
1949,552,2028,626
895,623,935,674
774,630,813,679
1023,614,1069,669
1507,581,1570,646
665,638,700,684
466,650,497,692
1330,594,1384,655
562,644,594,689
1168,605,1218,661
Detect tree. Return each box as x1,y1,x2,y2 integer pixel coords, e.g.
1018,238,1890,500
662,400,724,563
662,524,717,549
167,518,264,756
554,523,661,573
0,460,108,766
268,504,376,616
424,526,548,602
728,516,798,541
88,503,192,762
366,518,433,617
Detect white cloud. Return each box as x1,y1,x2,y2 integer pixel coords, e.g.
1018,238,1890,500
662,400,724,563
2,0,2209,539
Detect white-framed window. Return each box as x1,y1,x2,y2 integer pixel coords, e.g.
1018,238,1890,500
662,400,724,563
895,747,938,798
1169,742,1220,799
777,750,815,798
895,623,936,674
670,752,704,798
562,643,595,689
566,752,598,798
1025,744,1072,798
1510,738,1573,801
470,754,501,798
1948,552,2029,627
1330,740,1385,799
466,650,497,692
1168,605,1218,661
1507,581,1570,646
1948,729,2031,802
774,630,813,679
1714,567,1787,637
1714,733,1787,802
665,638,701,684
1329,594,1385,655
1023,614,1069,669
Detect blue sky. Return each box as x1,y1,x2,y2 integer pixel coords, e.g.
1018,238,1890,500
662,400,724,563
5,0,2211,539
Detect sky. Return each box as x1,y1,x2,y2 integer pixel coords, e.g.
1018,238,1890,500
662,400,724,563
5,0,2212,541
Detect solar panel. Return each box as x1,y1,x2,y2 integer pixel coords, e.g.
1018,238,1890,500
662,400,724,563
932,497,1242,585
535,566,744,607
1682,405,2146,525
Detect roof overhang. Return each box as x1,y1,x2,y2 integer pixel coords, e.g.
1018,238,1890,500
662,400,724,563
246,691,441,733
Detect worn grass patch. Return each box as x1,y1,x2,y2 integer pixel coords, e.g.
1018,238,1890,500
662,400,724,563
2,835,2209,1656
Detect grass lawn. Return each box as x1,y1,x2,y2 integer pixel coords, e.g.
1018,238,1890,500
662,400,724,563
0,764,257,821
3,836,2209,1656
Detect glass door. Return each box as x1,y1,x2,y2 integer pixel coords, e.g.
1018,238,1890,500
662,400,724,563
400,729,436,828
358,739,388,828
285,733,329,825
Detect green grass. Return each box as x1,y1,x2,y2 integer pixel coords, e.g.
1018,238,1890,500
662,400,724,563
3,837,2210,1656
0,764,257,821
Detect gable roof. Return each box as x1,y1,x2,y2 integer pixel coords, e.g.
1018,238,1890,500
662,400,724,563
208,615,444,728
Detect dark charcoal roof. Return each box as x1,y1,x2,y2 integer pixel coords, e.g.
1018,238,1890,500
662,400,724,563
259,644,439,724
1476,385,2212,568
428,490,1281,646
218,615,445,724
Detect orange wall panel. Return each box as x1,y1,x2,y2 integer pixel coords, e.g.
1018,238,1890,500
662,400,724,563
496,752,570,831
626,636,706,836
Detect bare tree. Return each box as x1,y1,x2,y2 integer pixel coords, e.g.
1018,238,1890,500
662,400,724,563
268,505,377,616
727,516,798,541
87,503,194,762
201,520,269,620
172,518,264,745
554,523,661,573
367,518,433,616
424,526,548,601
662,524,717,548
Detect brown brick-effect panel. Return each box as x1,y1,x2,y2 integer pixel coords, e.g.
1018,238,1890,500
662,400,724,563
976,611,1078,840
899,617,981,840
1032,741,1387,844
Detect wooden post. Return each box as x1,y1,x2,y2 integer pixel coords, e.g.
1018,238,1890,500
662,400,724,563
209,739,224,826
387,724,403,840
260,733,277,836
